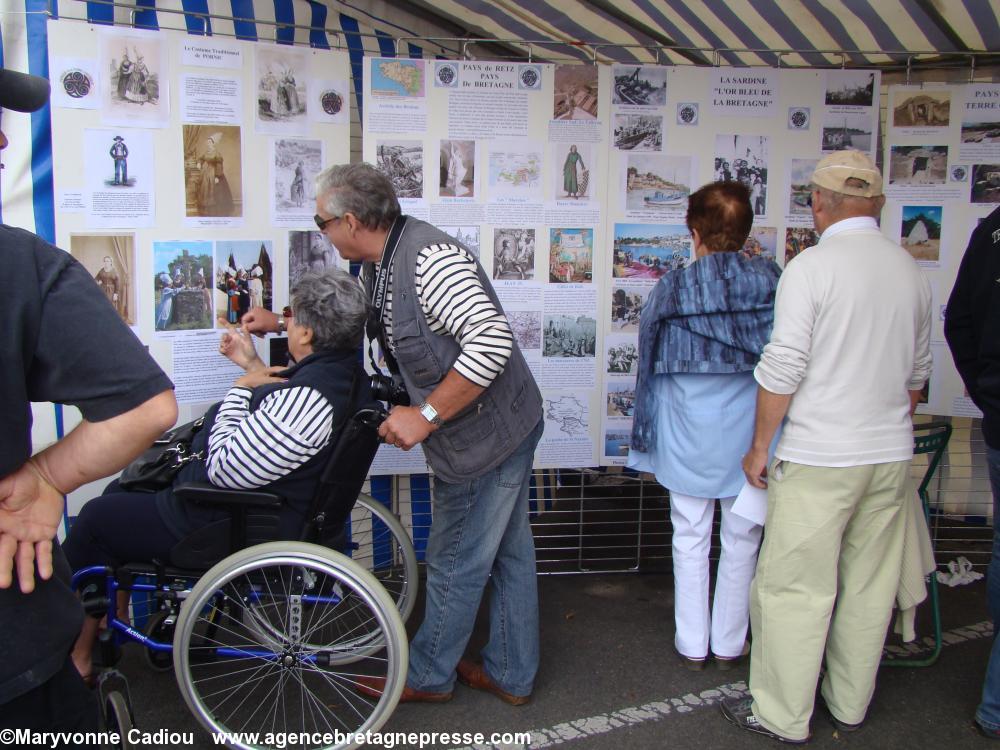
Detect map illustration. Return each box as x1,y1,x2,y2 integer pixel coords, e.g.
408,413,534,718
545,396,588,437
371,59,425,98
489,150,541,192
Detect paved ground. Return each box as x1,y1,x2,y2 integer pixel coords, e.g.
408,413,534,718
117,571,996,749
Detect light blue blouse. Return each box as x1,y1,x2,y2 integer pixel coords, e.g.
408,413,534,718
627,371,761,499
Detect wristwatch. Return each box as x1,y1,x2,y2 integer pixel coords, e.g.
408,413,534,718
418,401,442,426
276,317,287,333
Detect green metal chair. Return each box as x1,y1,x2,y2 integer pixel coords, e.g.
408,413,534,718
881,420,952,668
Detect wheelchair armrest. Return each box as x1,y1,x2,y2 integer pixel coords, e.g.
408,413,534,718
173,482,283,508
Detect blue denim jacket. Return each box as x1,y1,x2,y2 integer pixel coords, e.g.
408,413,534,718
631,251,780,453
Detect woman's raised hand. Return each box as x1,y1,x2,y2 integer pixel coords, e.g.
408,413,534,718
219,325,263,372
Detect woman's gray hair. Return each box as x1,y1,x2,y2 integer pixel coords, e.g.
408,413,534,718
315,163,400,231
290,268,369,351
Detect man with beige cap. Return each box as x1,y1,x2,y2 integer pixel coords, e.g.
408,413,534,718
721,150,932,743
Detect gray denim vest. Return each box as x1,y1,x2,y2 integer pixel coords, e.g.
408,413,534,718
387,217,542,483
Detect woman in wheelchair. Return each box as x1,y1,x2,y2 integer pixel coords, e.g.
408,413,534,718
62,267,370,681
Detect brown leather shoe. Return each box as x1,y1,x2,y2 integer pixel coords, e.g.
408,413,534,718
354,675,452,703
456,659,531,706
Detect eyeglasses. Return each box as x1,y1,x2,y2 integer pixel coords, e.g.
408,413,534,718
314,213,337,231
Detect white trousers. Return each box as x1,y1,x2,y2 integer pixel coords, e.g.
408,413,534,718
670,492,762,659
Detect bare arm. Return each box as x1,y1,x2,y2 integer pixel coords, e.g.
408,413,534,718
909,388,923,416
741,387,792,489
0,388,177,591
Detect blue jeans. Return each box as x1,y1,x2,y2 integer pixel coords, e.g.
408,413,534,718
977,443,1000,730
407,419,542,696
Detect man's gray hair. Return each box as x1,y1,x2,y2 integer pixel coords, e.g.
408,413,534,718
315,163,401,231
290,268,369,351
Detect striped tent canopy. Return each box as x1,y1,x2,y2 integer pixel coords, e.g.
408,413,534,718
401,0,1000,69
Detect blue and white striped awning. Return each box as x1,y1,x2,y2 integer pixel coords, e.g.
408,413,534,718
401,0,999,68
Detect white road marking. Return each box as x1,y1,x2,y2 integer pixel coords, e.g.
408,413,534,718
456,620,994,750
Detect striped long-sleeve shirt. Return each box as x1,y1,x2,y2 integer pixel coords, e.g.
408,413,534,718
378,243,514,388
206,384,334,489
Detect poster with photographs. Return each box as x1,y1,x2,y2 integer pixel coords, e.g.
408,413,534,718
438,226,480,258
543,313,597,358
960,84,1000,161
784,227,819,266
888,145,948,187
553,65,599,120
971,164,1000,203
715,134,769,216
152,241,214,333
787,158,818,218
553,143,594,202
255,45,309,135
376,140,423,200
741,226,778,261
822,111,874,153
439,139,476,198
610,283,650,333
899,205,943,266
493,228,536,281
214,240,273,328
99,28,169,127
624,153,692,219
604,428,631,461
611,65,667,108
182,124,243,222
825,70,876,108
549,228,593,283
288,230,344,291
613,114,663,152
891,88,952,132
271,138,324,226
606,378,637,417
70,234,136,326
606,338,639,375
613,223,690,279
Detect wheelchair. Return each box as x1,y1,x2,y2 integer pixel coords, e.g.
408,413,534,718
72,403,418,750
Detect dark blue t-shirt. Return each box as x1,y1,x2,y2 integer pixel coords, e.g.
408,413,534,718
0,225,173,704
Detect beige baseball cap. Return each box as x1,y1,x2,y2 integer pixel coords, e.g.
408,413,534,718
810,149,883,197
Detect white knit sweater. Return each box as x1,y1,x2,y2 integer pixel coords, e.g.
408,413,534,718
755,217,932,467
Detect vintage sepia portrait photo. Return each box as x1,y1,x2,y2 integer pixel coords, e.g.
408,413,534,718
183,125,243,218
70,234,136,326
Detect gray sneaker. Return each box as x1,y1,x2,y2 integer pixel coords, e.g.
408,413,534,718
720,696,811,744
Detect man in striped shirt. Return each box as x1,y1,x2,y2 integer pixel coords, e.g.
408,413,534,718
245,162,544,707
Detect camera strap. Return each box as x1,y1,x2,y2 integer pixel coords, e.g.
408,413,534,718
363,215,407,376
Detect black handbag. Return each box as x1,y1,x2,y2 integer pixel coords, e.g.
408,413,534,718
119,416,206,492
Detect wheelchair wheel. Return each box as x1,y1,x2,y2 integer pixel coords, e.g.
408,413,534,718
346,494,418,624
173,542,407,750
104,691,136,749
142,610,174,672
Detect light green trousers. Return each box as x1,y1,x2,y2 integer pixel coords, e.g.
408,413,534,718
748,459,910,741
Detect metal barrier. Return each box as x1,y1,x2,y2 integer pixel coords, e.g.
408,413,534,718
378,415,994,576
